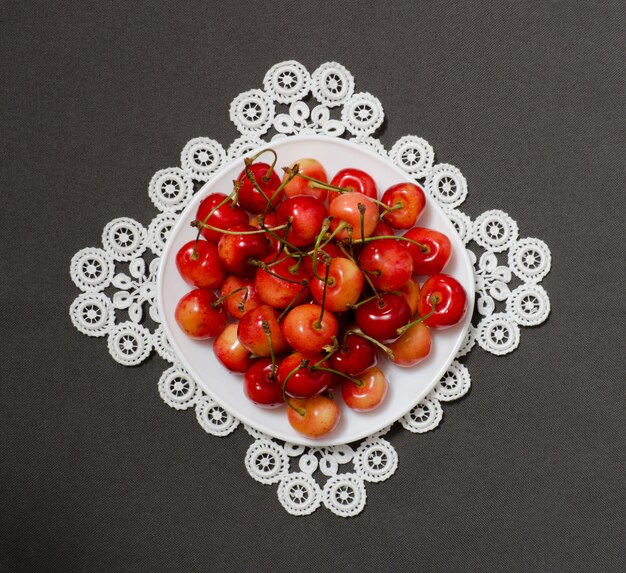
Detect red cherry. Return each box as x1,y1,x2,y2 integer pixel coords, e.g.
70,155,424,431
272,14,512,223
380,182,426,229
403,227,452,276
310,258,364,313
217,225,269,278
196,193,249,243
341,366,388,412
358,238,413,292
243,358,284,408
254,256,310,309
237,305,288,356
417,274,467,328
355,294,411,342
276,195,328,247
283,158,328,201
328,167,377,204
176,239,225,289
287,394,340,438
175,289,227,339
237,162,282,214
213,323,254,373
282,304,338,356
330,332,377,376
277,352,332,398
370,220,395,238
219,276,262,319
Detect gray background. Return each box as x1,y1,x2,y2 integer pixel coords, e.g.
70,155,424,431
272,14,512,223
1,1,624,571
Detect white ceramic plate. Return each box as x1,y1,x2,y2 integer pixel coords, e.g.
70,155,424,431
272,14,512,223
157,135,475,446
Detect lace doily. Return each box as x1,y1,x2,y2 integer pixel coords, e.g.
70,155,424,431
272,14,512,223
69,60,552,517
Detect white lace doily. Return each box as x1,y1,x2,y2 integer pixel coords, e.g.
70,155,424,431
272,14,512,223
69,60,551,517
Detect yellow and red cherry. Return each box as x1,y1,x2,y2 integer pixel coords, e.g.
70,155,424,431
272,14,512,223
388,322,432,367
243,357,284,408
237,305,288,356
217,225,269,278
282,304,338,355
330,332,377,376
287,394,340,438
175,289,227,339
283,158,329,201
237,162,282,214
403,227,452,276
399,277,421,315
341,366,388,412
417,274,467,328
358,238,413,292
329,194,378,240
213,323,255,373
254,256,310,309
310,257,364,313
355,293,411,342
176,239,225,289
276,195,328,247
381,182,426,229
328,167,377,204
195,192,249,243
219,276,262,319
277,352,332,398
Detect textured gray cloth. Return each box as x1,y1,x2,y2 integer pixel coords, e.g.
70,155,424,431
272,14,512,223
1,1,624,571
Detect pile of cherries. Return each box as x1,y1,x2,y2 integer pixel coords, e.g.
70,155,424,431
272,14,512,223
174,150,467,439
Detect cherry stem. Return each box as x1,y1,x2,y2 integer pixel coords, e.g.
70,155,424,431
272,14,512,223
244,150,279,211
358,202,366,241
309,365,361,386
287,170,351,194
262,321,277,379
257,214,299,252
310,218,332,282
248,260,309,286
192,219,288,236
245,148,278,181
396,296,439,336
281,360,307,417
356,234,428,253
313,259,331,329
346,329,395,360
263,163,299,218
210,286,247,309
319,221,348,250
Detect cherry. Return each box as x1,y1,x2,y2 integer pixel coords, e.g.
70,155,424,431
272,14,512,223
355,293,411,342
196,193,249,243
282,304,338,356
283,158,329,201
358,238,413,292
310,257,364,312
287,394,340,438
243,358,284,408
277,352,332,398
254,256,310,309
219,276,262,319
330,332,377,376
403,227,452,276
400,277,421,315
341,366,388,412
237,162,282,213
217,225,269,278
388,322,432,367
328,167,377,204
237,305,288,356
213,323,255,373
329,194,379,240
175,289,227,339
380,182,426,229
276,195,328,247
417,274,467,328
176,239,225,289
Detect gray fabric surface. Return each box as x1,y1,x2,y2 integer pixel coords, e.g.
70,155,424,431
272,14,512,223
1,1,624,571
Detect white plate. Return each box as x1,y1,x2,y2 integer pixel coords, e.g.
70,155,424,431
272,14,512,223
157,135,475,446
